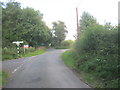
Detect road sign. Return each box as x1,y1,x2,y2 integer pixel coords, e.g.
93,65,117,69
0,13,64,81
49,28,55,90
12,41,23,46
23,45,29,54
41,43,45,46
24,45,29,48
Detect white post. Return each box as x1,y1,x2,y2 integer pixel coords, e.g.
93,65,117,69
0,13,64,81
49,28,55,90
17,47,19,57
24,48,25,54
12,41,23,57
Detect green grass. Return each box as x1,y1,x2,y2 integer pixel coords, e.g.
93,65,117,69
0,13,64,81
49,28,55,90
62,50,76,69
0,71,9,87
23,49,47,57
2,48,47,61
2,55,17,60
79,71,104,88
61,50,108,88
55,47,69,49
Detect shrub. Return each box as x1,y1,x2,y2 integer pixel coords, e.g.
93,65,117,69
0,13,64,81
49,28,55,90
2,47,36,60
72,24,118,88
55,40,74,49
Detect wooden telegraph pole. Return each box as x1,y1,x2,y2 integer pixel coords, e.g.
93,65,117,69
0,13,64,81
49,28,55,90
76,7,79,40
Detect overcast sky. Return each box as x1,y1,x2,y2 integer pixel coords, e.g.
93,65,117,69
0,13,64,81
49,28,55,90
2,0,119,40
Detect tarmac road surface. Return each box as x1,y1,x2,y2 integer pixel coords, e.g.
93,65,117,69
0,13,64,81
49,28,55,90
3,49,90,88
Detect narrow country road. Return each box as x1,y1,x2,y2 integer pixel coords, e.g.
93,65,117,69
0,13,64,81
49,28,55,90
3,49,90,88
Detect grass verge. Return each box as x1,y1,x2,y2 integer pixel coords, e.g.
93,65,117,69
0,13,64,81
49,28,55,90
61,50,106,88
0,71,9,87
2,48,47,61
55,47,69,49
61,50,76,69
23,49,47,57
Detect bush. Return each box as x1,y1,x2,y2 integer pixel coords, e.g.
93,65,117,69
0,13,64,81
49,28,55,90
2,48,18,60
72,24,119,88
2,47,36,60
1,71,9,86
55,40,74,49
74,24,118,55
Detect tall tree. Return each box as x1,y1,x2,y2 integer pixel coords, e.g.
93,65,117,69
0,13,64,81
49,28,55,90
104,22,117,30
79,11,97,32
51,21,68,47
2,1,52,47
20,7,51,47
2,1,22,47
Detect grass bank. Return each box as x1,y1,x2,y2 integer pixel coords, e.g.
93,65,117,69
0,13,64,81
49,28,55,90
23,49,47,57
55,47,69,49
2,47,47,61
61,50,76,69
0,71,9,87
62,50,119,88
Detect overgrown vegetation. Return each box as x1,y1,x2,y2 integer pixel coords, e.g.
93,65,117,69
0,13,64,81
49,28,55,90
55,40,74,49
2,1,52,47
0,71,9,87
51,21,68,47
62,12,119,88
1,1,68,48
2,47,47,60
1,1,68,60
23,47,47,57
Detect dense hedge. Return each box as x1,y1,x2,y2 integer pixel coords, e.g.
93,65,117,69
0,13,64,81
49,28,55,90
72,24,119,88
2,47,35,60
55,40,74,49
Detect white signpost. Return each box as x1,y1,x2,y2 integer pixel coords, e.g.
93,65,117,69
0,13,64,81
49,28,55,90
12,41,23,57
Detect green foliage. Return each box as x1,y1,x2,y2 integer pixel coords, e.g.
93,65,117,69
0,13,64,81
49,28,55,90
51,21,68,47
2,47,18,60
61,40,74,47
2,2,22,47
2,1,52,48
62,50,103,88
62,50,76,69
62,21,118,88
74,24,118,88
75,24,118,55
2,47,47,60
62,50,119,88
23,49,47,57
79,11,97,32
0,71,9,87
55,40,74,49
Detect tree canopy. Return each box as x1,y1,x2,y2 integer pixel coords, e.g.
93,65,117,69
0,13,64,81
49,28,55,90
2,1,52,47
79,12,97,33
51,21,68,47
